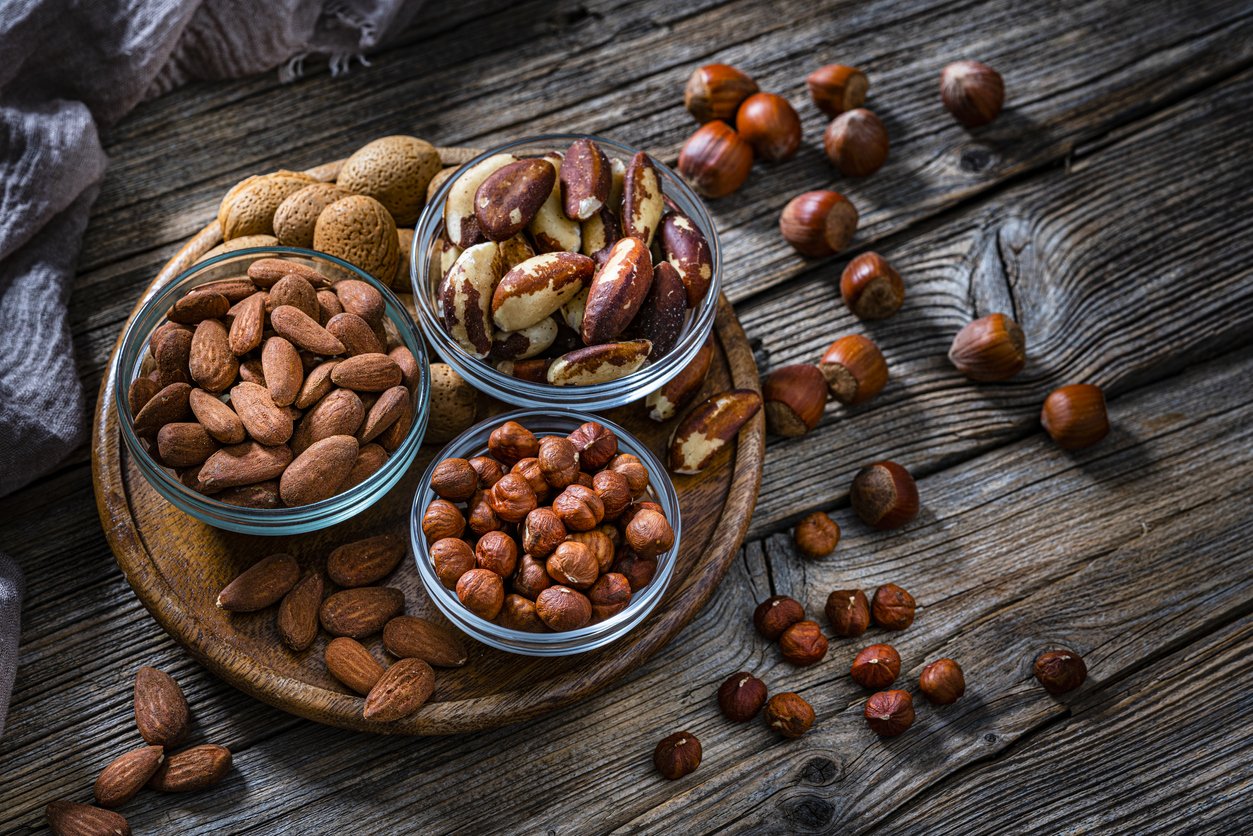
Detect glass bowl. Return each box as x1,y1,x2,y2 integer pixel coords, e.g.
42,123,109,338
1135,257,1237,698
410,409,681,656
410,133,722,411
114,246,431,535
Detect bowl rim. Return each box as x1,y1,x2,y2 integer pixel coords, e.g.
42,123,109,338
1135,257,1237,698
409,407,681,655
409,132,721,408
113,245,431,532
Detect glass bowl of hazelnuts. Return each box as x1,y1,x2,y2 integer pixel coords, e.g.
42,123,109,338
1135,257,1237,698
410,134,721,411
410,409,681,655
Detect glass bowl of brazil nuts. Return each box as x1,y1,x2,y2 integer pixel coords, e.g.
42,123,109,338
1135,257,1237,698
410,409,681,655
114,247,430,535
411,134,721,410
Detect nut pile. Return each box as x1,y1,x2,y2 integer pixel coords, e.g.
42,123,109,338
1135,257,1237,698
128,257,424,507
45,666,232,835
421,419,675,632
213,535,469,723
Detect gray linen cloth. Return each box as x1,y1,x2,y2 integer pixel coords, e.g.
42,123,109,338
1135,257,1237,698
0,0,421,736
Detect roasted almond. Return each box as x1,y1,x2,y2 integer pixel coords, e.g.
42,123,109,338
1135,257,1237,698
492,251,594,332
198,441,292,491
342,443,389,489
528,151,582,253
357,385,409,444
330,353,403,392
382,615,468,667
266,273,320,321
261,336,304,407
190,276,257,303
228,292,266,354
628,260,687,359
278,571,325,652
147,744,232,792
292,387,364,453
335,279,385,327
127,377,160,416
646,338,714,421
668,389,762,474
295,360,339,408
660,210,713,307
189,388,246,445
621,151,664,246
189,319,237,393
247,257,328,289
326,312,384,356
215,480,282,508
270,304,347,355
280,435,359,506
317,288,344,323
46,800,130,836
547,339,652,385
230,381,293,445
581,237,654,344
133,382,192,437
560,138,611,221
94,746,164,808
319,586,405,638
363,658,435,722
156,422,218,468
134,666,189,747
441,241,504,358
153,325,192,388
445,153,519,248
325,636,385,694
377,400,414,453
168,291,228,324
216,553,300,611
327,533,406,587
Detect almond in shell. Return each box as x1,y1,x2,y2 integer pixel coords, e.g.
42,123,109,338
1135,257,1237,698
313,195,400,284
218,170,316,240
280,435,359,505
134,666,189,747
336,135,441,227
274,182,352,248
217,553,300,611
147,744,232,792
363,658,435,722
319,586,405,638
325,637,385,694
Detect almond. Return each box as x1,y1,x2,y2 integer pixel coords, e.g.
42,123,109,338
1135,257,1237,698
327,533,406,588
94,746,164,808
46,800,130,836
147,744,232,792
628,260,687,359
319,586,405,638
293,388,364,453
228,291,266,356
547,339,652,385
188,389,245,444
621,151,664,246
295,360,340,408
247,257,328,289
189,319,238,393
279,435,358,505
198,441,292,491
363,658,435,722
317,288,344,323
660,210,714,307
357,385,408,444
441,241,504,358
474,157,556,241
133,666,189,747
528,152,582,253
215,480,282,508
153,325,192,388
277,571,325,652
341,444,388,490
230,381,293,445
646,338,714,421
270,304,347,355
326,312,383,356
560,139,611,221
127,377,159,416
444,153,519,248
667,388,762,474
238,358,266,386
266,273,320,321
491,252,594,332
156,422,218,468
132,382,191,437
190,276,258,303
382,615,468,667
324,637,385,694
377,400,414,453
168,291,228,325
581,237,654,344
259,336,303,408
216,553,300,611
330,353,403,392
389,346,420,391
335,279,385,327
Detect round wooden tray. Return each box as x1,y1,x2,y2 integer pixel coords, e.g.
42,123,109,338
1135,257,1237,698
91,147,764,734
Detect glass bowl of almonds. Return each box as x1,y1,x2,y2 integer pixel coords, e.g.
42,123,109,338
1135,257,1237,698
114,247,430,535
411,133,721,410
410,409,681,655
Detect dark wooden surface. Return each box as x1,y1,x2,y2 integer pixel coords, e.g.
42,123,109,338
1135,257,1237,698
3,0,1253,832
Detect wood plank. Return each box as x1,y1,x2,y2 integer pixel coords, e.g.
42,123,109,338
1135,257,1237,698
877,616,1253,835
742,65,1253,537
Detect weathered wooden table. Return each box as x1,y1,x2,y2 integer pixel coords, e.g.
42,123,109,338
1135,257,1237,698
4,0,1252,832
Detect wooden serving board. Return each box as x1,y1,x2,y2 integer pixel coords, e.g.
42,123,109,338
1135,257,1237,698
91,147,765,735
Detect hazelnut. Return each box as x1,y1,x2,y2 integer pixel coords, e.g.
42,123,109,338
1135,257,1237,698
498,594,546,632
468,455,505,488
850,643,902,689
511,457,551,502
753,595,805,640
567,421,618,471
717,672,768,722
735,92,802,162
430,537,475,589
840,252,904,320
807,64,869,116
609,453,650,497
567,528,615,573
683,63,757,123
624,507,674,559
653,731,702,780
545,541,599,590
488,420,538,465
850,461,918,530
819,334,888,405
1041,384,1109,450
456,568,504,620
611,550,657,591
940,60,1004,127
863,689,914,737
591,470,632,519
762,364,828,437
824,589,870,637
430,457,478,502
793,511,840,558
553,484,606,532
779,190,859,257
763,692,815,738
1033,648,1087,694
588,572,632,621
919,658,965,705
522,507,567,557
475,530,519,577
779,620,828,666
949,313,1026,381
422,499,465,543
534,585,592,631
678,121,754,198
871,583,916,630
536,435,580,490
487,473,537,523
512,555,552,600
467,489,503,536
823,107,889,177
